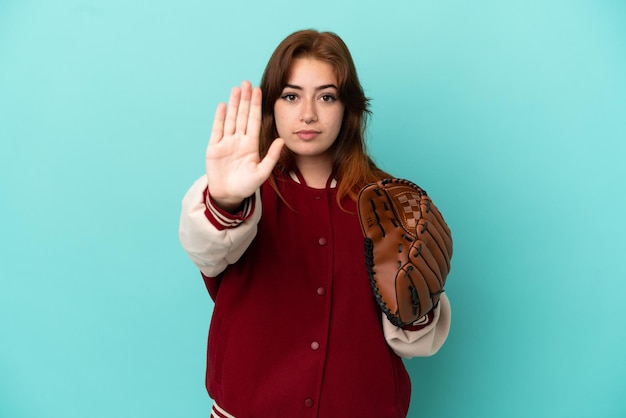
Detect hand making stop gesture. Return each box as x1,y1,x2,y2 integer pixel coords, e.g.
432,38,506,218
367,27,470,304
206,81,284,212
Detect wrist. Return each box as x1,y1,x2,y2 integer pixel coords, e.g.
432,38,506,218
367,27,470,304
211,196,245,214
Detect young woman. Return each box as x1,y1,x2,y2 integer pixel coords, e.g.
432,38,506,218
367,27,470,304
179,29,451,418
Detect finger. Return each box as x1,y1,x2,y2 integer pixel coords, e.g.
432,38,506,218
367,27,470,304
246,86,263,138
236,81,252,134
224,86,241,136
208,102,226,145
257,137,284,176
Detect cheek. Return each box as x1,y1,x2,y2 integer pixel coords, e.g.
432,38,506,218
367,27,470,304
329,107,345,133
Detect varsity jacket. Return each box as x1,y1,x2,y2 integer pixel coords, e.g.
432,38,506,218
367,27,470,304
179,171,451,417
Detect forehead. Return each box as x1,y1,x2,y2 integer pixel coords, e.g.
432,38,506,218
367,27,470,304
286,57,338,86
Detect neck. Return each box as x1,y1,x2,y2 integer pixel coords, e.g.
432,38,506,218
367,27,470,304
295,157,333,189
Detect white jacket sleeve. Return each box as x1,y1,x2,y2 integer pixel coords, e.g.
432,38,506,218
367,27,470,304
383,293,451,359
178,176,261,277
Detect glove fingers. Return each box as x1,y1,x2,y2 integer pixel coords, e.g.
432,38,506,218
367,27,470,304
416,218,450,278
419,197,453,259
395,264,434,323
409,241,445,294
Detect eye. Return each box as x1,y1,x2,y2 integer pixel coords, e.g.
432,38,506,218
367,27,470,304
320,94,337,103
281,93,298,102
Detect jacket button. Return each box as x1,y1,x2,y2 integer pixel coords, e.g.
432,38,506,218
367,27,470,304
318,237,327,246
316,287,326,296
311,341,320,350
304,398,314,408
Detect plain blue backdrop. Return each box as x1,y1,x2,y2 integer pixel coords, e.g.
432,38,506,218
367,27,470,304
1,0,625,417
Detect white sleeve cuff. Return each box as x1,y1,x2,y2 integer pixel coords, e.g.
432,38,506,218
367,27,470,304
179,176,261,277
383,293,451,359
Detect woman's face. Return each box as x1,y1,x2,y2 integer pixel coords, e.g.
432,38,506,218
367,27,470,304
274,57,345,168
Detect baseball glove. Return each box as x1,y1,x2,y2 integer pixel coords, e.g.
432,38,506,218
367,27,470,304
357,178,453,327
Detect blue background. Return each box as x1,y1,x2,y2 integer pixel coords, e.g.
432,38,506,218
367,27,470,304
1,0,625,417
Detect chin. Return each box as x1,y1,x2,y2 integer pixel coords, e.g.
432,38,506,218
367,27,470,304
288,142,334,157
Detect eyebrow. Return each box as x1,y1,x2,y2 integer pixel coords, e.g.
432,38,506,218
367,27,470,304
283,83,338,91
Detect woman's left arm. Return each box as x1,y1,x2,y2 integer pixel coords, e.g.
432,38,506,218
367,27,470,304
382,293,451,358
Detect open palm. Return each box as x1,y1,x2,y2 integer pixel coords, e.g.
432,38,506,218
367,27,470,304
206,81,284,211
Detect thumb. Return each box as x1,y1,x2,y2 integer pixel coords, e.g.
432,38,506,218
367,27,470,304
257,137,284,175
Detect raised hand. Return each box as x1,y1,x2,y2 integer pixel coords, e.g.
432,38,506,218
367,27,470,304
206,81,284,212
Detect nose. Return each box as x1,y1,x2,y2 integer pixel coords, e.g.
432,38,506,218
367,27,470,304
300,99,318,124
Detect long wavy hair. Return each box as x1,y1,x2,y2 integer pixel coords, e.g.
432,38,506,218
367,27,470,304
259,30,390,205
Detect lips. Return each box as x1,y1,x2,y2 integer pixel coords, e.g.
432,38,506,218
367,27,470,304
295,130,321,140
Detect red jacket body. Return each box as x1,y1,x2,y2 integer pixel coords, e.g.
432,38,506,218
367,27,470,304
202,174,412,417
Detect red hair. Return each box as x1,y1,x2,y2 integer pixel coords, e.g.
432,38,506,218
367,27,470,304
259,30,390,206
